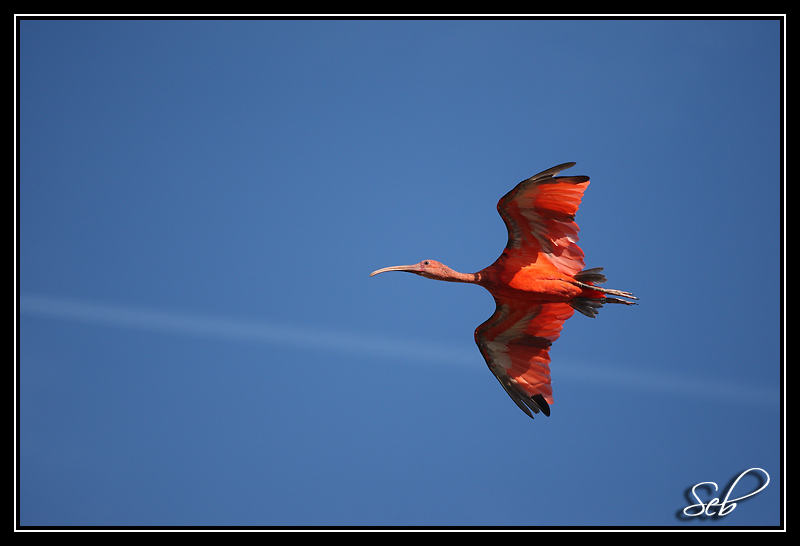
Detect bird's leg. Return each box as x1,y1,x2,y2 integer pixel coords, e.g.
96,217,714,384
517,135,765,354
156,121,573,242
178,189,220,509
573,280,638,300
603,296,638,306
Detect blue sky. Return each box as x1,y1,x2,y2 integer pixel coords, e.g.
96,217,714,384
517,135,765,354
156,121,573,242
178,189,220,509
18,18,783,528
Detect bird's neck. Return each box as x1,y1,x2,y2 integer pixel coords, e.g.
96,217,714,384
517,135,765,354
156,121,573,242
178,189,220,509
435,268,481,284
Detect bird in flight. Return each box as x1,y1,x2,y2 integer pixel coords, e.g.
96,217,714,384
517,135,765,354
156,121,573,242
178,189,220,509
370,162,637,419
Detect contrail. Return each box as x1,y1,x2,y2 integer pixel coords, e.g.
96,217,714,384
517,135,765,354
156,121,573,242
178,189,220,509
19,293,779,407
18,293,473,366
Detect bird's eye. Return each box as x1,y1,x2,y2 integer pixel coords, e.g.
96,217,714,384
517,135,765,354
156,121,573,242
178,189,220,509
423,261,430,265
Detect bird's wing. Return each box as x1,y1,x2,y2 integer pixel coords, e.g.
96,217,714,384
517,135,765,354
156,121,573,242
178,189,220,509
474,299,575,418
496,162,590,276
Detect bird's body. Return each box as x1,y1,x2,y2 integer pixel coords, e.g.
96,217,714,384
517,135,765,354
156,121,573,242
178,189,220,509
371,163,636,418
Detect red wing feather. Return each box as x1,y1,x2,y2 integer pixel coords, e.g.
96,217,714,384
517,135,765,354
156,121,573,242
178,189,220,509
475,300,575,418
496,162,590,276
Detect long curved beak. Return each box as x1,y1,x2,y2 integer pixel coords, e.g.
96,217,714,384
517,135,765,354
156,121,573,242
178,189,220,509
370,264,419,277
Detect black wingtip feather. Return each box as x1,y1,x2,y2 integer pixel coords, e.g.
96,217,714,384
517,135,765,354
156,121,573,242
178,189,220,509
531,394,551,417
530,162,576,181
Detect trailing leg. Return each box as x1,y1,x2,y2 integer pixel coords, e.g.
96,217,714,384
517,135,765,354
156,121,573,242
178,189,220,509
573,267,638,300
570,267,638,317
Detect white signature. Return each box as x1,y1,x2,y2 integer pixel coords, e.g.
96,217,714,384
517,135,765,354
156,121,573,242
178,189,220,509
683,468,770,517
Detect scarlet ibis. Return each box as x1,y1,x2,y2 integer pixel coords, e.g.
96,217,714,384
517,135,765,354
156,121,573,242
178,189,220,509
370,162,637,419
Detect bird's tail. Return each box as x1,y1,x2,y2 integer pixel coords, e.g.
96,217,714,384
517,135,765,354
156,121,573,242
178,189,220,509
570,267,637,318
574,267,607,285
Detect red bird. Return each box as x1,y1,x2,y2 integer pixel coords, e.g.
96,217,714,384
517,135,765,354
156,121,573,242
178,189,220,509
370,162,637,418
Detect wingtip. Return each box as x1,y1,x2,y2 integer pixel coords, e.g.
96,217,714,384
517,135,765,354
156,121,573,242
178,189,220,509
531,394,551,417
530,162,577,181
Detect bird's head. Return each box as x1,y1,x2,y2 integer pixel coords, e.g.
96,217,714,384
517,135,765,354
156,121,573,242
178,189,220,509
370,260,474,283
